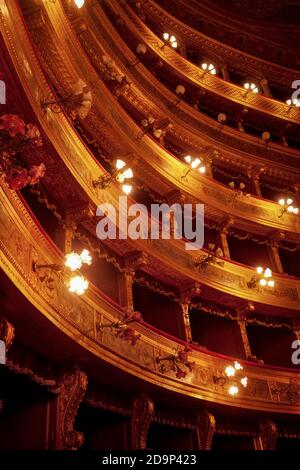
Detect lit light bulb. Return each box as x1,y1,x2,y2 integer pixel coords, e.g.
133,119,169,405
267,280,275,288
234,361,243,371
225,366,236,377
74,0,85,8
80,249,92,266
116,159,126,170
68,275,89,295
65,252,82,271
229,385,239,396
122,184,132,195
293,207,299,214
191,158,201,169
241,377,248,387
163,32,170,41
264,268,272,278
287,205,294,213
278,198,285,206
184,155,192,164
259,278,267,287
256,266,263,274
122,168,133,179
244,82,250,90
201,63,208,70
287,198,293,205
199,166,206,174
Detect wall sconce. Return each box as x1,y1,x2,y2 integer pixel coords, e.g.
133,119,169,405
182,155,206,179
243,81,259,96
162,33,178,49
41,80,92,120
194,244,224,270
93,159,134,195
129,43,147,67
214,361,248,396
247,266,275,289
278,198,299,217
96,311,142,346
33,249,92,295
156,345,194,379
201,62,217,76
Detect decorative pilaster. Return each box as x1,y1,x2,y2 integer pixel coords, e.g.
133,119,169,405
119,252,149,310
181,301,192,343
131,395,154,449
247,166,265,197
217,216,234,259
260,78,272,98
119,268,135,311
55,203,93,253
180,283,201,342
258,420,277,450
236,304,254,359
55,368,88,450
196,410,216,450
268,231,285,274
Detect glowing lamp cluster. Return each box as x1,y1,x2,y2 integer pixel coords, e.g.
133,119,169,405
256,267,275,288
243,82,259,94
201,63,217,75
278,198,299,217
33,249,92,296
64,249,92,295
225,361,248,396
93,159,134,195
163,33,178,48
67,275,89,296
115,159,134,195
65,249,92,272
184,155,206,174
286,98,300,107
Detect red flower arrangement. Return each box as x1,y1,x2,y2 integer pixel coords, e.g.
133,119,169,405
156,345,195,379
0,114,45,190
96,310,142,346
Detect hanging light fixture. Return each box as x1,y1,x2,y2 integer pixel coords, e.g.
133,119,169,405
278,198,299,217
243,81,259,95
33,249,92,296
286,98,300,107
162,33,178,49
183,155,206,177
201,62,217,75
248,266,275,289
93,159,134,195
214,361,248,396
